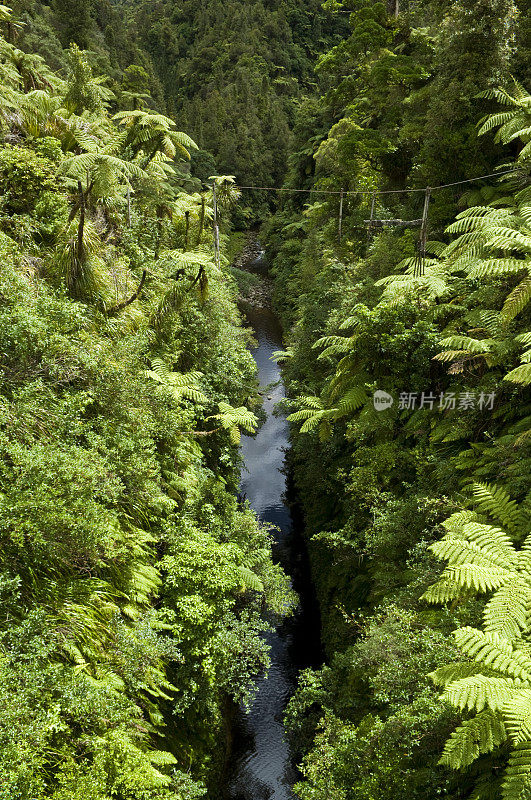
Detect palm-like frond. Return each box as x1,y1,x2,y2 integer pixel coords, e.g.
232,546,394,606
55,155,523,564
235,566,265,593
146,359,207,404
472,483,528,538
59,151,144,197
478,83,531,156
271,348,294,363
440,709,507,769
426,491,531,797
113,109,197,164
50,218,106,301
287,380,367,437
208,402,258,444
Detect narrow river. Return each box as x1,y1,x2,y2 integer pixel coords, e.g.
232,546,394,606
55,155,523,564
226,250,322,800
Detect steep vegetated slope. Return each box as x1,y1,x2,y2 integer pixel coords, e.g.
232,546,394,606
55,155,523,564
266,1,531,798
0,11,296,798
130,0,344,193
2,0,531,797
7,0,345,206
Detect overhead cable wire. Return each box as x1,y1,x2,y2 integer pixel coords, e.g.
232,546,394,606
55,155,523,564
233,168,519,197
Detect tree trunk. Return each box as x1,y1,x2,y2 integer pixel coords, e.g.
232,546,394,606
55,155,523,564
197,196,206,246
108,270,147,314
77,181,85,263
127,186,131,228
184,210,190,251
143,136,163,168
387,0,399,16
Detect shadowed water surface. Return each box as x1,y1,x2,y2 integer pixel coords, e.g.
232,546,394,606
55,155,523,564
226,268,321,800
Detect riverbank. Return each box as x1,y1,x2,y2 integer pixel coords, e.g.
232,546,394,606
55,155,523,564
230,233,275,311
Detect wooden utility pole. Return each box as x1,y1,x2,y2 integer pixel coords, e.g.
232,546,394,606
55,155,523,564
184,210,190,252
126,185,131,228
367,190,376,242
417,186,431,274
197,195,206,246
212,181,220,268
338,188,344,244
387,0,399,17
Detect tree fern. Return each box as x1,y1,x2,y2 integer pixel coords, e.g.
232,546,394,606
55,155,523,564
113,109,197,166
375,242,451,301
377,105,531,380
146,359,207,404
426,490,531,796
287,383,367,437
442,673,518,713
208,402,258,443
503,743,531,800
472,483,528,539
271,348,294,363
478,83,531,159
440,709,507,769
235,566,265,594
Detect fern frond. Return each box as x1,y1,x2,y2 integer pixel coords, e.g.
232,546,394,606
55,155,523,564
295,395,324,410
483,579,531,639
335,386,367,416
462,523,516,560
300,412,331,434
315,335,353,359
146,366,207,404
235,566,264,593
501,274,531,322
209,403,258,442
339,315,362,330
502,743,531,800
504,690,531,745
271,349,293,362
478,111,519,136
439,564,511,593
422,573,471,604
472,483,527,538
287,408,321,423
440,710,507,768
467,258,528,277
505,363,531,385
443,674,518,712
430,533,516,571
438,336,495,354
453,628,531,680
484,229,531,252
442,511,478,533
430,662,497,687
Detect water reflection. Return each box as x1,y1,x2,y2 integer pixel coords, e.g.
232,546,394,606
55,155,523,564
226,302,320,800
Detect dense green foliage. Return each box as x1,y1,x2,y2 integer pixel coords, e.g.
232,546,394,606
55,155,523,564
0,13,296,799
2,0,531,798
265,1,531,798
6,0,345,210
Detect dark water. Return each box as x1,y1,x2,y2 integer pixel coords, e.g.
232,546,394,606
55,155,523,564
226,252,322,800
